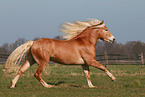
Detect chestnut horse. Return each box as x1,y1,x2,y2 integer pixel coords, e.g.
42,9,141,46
4,19,116,88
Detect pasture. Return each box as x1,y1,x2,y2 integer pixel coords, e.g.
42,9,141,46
0,64,145,97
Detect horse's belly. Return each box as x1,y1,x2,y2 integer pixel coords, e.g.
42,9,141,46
50,56,84,65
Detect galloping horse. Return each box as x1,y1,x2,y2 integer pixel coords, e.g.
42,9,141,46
4,19,116,88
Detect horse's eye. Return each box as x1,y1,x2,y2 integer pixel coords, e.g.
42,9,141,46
105,29,108,31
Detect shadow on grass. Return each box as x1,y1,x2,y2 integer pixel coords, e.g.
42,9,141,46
69,84,85,88
47,81,87,88
47,81,65,86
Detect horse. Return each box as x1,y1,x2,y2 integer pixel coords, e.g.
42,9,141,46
4,19,116,88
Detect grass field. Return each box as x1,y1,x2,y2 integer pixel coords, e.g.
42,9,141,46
1,64,145,97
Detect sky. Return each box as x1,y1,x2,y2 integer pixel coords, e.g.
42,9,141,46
0,0,145,46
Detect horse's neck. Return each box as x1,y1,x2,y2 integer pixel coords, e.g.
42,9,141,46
74,28,99,46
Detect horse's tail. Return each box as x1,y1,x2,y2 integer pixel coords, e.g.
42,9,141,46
4,41,34,73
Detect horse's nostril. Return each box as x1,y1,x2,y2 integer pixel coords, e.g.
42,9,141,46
113,38,115,41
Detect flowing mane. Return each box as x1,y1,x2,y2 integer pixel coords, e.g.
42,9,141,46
61,19,102,40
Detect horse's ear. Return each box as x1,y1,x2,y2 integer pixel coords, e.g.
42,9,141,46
100,20,104,25
90,20,105,28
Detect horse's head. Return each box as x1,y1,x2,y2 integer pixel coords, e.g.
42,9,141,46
61,19,115,43
91,20,115,43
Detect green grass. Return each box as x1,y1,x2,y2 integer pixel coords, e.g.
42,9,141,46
1,64,145,97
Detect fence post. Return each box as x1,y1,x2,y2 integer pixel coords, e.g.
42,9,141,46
140,52,144,68
104,51,109,68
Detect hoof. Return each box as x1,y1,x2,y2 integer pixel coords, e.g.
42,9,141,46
49,85,55,88
89,86,97,88
10,86,15,88
112,78,117,82
45,85,55,88
114,79,117,82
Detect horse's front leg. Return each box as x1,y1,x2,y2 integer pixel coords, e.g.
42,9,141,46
81,65,97,88
86,59,116,81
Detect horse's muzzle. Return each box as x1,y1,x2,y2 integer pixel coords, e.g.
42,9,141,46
109,36,115,43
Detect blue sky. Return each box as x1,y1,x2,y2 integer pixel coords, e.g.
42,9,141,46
0,0,145,45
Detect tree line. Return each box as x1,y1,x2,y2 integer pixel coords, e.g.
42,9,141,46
96,40,145,59
0,36,145,59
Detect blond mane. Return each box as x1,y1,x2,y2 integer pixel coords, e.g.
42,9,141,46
61,19,102,40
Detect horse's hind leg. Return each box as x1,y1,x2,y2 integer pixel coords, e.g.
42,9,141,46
34,61,54,88
10,60,32,88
